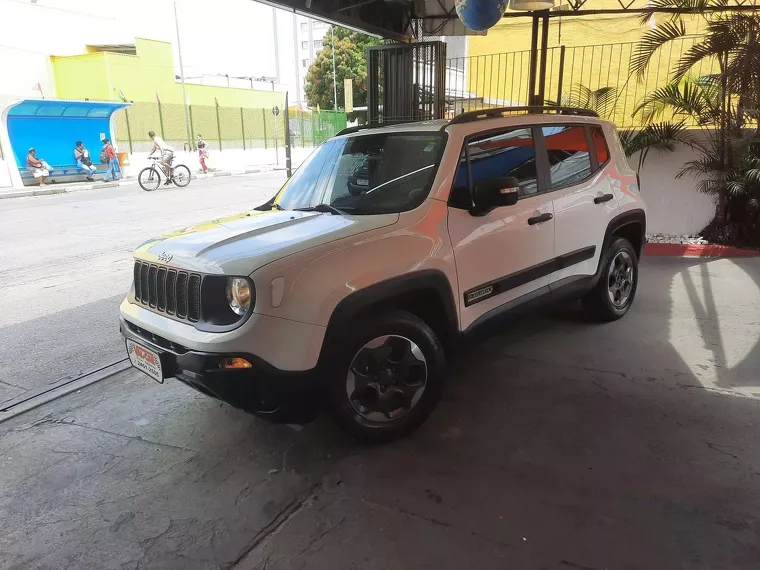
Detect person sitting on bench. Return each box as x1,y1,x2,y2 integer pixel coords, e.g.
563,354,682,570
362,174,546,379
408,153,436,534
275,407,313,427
26,148,50,186
74,141,97,181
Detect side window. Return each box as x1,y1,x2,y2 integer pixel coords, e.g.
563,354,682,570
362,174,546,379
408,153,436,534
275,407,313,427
590,126,610,166
467,128,539,197
542,125,592,189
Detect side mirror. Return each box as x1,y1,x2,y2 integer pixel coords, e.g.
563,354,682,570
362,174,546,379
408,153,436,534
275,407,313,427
470,176,520,216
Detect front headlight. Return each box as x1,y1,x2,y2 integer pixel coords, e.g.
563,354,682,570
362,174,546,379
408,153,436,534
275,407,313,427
226,277,252,316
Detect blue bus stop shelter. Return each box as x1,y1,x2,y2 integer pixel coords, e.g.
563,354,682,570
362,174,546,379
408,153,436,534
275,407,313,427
0,99,130,188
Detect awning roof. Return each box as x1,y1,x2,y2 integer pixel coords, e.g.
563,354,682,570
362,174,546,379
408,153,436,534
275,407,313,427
7,100,131,119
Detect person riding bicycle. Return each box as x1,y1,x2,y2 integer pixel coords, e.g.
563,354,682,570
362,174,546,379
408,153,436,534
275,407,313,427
148,131,174,185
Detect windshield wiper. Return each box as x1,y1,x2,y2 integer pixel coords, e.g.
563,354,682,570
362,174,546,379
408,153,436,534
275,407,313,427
294,203,347,216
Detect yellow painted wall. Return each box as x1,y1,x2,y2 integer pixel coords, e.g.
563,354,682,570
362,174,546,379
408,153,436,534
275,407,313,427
52,38,283,108
465,6,713,125
51,53,110,101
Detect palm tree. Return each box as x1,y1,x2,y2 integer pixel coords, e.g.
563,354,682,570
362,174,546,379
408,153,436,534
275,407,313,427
630,1,760,225
552,84,695,174
632,3,760,116
619,120,695,175
558,85,619,119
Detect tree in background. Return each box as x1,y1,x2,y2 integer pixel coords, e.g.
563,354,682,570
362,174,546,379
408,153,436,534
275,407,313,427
630,1,760,239
304,27,380,113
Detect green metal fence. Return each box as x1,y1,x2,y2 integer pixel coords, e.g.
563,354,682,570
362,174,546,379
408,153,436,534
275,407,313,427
288,109,348,148
113,101,347,153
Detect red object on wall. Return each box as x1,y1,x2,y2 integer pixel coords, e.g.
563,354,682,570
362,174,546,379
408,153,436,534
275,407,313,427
644,243,760,258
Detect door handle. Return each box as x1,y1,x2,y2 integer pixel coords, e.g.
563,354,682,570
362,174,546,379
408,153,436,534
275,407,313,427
594,193,615,204
528,212,553,225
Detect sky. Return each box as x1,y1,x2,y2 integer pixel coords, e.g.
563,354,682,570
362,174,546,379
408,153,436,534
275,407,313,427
3,0,297,82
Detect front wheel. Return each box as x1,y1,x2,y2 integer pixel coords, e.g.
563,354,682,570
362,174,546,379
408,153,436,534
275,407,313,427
582,237,639,321
172,165,191,187
325,310,445,443
138,166,160,191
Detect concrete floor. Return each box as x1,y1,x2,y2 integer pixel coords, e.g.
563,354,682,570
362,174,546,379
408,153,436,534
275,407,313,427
1,257,760,570
0,173,284,404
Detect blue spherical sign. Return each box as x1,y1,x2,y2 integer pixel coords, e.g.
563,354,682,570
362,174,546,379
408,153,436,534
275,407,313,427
455,0,509,32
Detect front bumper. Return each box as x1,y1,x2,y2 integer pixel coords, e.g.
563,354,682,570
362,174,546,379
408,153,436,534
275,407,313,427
119,297,326,372
121,318,322,423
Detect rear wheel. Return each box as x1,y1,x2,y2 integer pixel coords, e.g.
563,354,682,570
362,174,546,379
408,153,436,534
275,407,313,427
582,237,639,321
138,166,160,191
172,164,191,187
325,310,445,443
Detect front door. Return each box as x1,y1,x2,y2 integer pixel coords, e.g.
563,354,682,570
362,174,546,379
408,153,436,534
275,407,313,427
448,127,555,331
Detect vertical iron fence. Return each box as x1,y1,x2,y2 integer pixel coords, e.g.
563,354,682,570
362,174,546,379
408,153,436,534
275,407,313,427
113,102,346,152
445,36,714,127
367,42,447,123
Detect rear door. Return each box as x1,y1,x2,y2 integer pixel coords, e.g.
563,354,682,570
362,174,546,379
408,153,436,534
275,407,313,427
541,124,620,287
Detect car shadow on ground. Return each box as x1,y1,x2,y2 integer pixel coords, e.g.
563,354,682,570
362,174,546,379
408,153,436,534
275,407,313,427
243,257,760,569
1,258,759,569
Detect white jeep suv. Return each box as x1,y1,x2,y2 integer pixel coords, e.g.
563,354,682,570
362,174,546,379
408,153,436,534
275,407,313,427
120,106,646,442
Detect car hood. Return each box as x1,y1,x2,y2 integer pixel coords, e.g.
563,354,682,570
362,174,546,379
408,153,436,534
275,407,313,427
134,209,400,275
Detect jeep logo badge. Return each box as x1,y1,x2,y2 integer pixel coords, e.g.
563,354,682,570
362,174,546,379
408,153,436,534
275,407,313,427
157,252,173,263
466,285,494,305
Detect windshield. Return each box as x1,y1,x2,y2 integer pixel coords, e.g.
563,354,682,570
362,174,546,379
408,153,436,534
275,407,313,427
273,132,446,215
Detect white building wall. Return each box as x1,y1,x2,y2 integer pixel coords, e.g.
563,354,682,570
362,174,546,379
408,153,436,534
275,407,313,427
0,0,139,99
295,16,330,105
0,46,57,99
634,142,716,236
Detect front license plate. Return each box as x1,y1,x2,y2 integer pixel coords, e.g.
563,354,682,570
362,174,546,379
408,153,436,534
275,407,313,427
126,339,164,384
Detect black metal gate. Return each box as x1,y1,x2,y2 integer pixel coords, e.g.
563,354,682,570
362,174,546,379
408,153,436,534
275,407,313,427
367,41,447,124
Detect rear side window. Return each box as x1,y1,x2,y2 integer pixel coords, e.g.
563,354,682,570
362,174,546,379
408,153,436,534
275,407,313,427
590,126,610,166
542,125,592,189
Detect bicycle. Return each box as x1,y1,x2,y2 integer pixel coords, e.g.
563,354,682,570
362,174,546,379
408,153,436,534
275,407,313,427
138,156,191,191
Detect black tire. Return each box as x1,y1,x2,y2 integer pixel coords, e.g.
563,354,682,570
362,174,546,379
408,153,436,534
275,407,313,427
325,310,446,443
172,165,191,187
138,166,160,191
582,237,639,321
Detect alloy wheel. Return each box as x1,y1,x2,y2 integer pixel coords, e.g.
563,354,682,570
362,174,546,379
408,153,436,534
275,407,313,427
607,250,634,308
346,335,427,423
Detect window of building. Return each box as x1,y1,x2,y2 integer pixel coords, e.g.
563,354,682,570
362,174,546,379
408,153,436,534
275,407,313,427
300,22,308,31
542,125,592,188
302,59,309,68
301,41,308,50
314,40,323,49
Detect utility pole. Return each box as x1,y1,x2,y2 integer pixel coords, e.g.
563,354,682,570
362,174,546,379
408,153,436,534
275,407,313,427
272,7,280,83
174,1,192,151
331,25,338,110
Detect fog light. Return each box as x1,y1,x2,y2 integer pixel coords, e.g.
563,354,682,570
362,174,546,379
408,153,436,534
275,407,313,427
219,358,252,369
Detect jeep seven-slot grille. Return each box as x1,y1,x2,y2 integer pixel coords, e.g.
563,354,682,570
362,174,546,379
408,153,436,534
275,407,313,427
133,260,201,322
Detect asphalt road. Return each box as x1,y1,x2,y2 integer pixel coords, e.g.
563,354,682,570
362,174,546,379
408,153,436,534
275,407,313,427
1,257,759,569
0,172,286,405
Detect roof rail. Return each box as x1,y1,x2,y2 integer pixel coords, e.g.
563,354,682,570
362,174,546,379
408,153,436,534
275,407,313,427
335,119,419,137
446,106,599,127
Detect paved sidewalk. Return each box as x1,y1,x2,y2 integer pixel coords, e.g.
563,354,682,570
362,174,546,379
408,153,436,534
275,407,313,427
0,165,279,200
0,180,129,200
